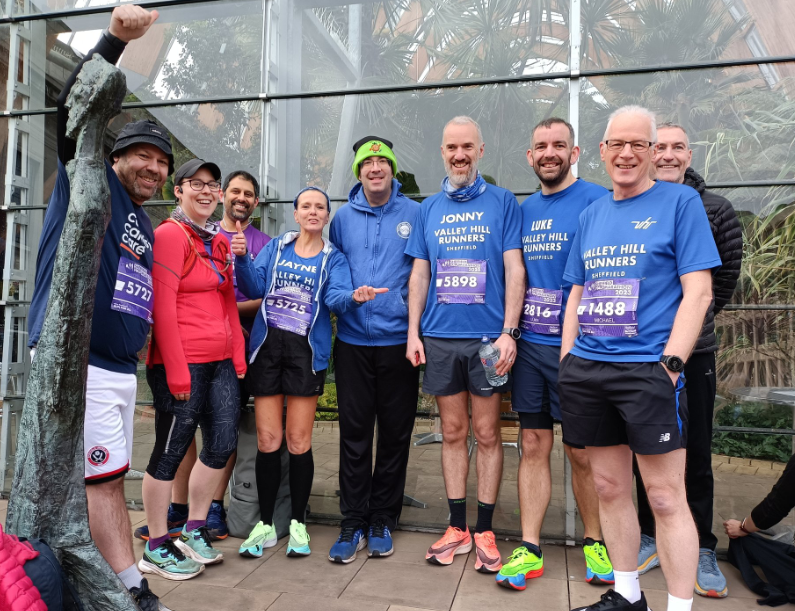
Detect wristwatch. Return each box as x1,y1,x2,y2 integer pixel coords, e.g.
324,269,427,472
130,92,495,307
660,354,685,373
502,327,521,340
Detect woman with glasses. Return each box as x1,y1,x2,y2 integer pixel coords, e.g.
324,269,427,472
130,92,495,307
140,158,246,581
230,186,384,559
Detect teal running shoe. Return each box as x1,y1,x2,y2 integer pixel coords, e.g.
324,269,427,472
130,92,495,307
176,525,224,565
239,521,278,558
138,539,204,581
286,519,311,557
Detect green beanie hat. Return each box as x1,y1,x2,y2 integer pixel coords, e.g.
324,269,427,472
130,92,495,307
352,136,398,179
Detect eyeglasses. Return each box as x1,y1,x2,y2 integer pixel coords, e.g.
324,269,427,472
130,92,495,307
604,140,656,153
361,157,391,168
181,179,221,191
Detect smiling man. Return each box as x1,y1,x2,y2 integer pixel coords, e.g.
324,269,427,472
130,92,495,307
635,123,742,598
27,5,171,610
558,106,722,611
405,116,524,573
496,118,612,591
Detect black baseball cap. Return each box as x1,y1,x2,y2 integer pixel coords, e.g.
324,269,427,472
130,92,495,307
109,120,174,174
174,158,222,187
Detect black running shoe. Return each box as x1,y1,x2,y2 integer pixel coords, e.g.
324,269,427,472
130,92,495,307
571,589,650,611
130,578,173,611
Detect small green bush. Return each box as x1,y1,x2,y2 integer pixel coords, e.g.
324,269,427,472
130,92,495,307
712,402,792,463
316,383,339,421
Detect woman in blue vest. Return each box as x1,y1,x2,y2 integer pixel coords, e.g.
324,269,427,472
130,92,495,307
230,186,385,558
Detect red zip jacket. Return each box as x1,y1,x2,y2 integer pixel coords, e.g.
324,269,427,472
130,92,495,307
147,219,246,395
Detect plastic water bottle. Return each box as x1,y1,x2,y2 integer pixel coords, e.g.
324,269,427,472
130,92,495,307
479,335,508,387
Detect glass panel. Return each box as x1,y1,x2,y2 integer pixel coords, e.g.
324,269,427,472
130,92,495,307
277,0,570,94
578,63,795,187
581,0,795,71
29,0,264,110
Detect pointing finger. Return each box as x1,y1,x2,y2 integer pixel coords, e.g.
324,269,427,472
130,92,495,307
373,288,389,294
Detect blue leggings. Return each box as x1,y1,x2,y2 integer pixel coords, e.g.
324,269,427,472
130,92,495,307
146,360,240,481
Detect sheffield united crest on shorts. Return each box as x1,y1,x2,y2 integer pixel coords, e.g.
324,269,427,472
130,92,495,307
396,221,412,239
88,445,110,466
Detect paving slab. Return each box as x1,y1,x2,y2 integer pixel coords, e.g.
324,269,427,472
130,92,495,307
160,582,280,610
451,563,570,611
638,560,753,599
340,554,465,611
266,592,388,611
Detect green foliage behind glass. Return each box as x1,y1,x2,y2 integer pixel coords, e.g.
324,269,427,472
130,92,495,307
713,402,792,463
316,383,339,421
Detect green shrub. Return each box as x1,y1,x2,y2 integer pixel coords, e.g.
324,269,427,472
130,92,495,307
712,402,792,463
316,383,338,421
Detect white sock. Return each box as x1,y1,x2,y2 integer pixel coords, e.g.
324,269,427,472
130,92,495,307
667,593,693,611
614,569,641,604
117,564,143,591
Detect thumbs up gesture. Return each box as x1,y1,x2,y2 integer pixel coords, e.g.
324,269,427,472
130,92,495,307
109,5,159,43
231,221,248,256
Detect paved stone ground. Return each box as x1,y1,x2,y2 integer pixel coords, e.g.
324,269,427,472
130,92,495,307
0,498,772,610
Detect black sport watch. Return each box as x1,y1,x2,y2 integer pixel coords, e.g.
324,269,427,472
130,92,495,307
502,327,521,340
660,355,685,373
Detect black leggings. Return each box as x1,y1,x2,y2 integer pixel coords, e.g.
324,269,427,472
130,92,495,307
146,360,240,481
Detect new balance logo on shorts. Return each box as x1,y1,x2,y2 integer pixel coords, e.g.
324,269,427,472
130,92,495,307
659,433,670,443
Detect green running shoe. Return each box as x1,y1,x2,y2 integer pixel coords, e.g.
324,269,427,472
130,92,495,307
138,539,204,581
176,525,224,565
495,546,543,590
583,538,614,585
239,521,278,558
286,519,311,557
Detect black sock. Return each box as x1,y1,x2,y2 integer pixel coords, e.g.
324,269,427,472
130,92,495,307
255,449,282,524
448,498,467,531
289,449,314,523
474,500,495,534
212,499,224,508
171,503,188,515
522,541,542,557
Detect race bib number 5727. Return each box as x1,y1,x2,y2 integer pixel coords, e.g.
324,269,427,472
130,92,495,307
111,258,154,323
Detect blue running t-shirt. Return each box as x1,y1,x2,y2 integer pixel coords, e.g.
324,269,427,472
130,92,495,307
563,180,721,362
405,183,522,338
264,242,323,336
521,179,609,347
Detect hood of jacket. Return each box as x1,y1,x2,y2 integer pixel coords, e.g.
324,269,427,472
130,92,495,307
683,167,707,195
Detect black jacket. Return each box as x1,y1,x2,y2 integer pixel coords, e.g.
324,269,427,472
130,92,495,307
682,168,743,354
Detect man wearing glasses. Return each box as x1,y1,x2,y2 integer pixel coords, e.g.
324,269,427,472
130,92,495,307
558,106,721,611
27,5,170,609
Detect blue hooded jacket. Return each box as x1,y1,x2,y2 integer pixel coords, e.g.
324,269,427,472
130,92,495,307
329,179,420,346
235,231,360,373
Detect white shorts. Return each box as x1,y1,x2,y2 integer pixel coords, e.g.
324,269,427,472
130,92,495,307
84,364,137,483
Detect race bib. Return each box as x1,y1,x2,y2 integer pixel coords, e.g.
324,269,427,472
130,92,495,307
265,285,313,336
436,259,487,304
577,278,639,337
111,258,153,323
520,286,563,335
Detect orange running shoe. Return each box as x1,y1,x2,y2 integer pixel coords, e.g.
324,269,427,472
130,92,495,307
474,531,502,573
425,526,472,565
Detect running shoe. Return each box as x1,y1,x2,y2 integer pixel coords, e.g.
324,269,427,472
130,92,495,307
473,531,502,573
694,548,728,598
583,538,614,585
129,578,172,611
138,539,204,581
425,526,472,566
286,519,311,557
571,589,649,611
133,504,188,541
329,526,366,563
495,546,543,590
205,501,229,540
176,525,224,565
239,521,278,558
367,520,393,558
637,533,659,575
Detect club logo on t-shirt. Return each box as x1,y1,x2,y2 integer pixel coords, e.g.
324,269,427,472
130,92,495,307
631,217,657,230
396,221,412,239
87,445,110,466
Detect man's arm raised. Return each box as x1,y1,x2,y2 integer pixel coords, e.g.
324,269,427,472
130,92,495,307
406,258,430,366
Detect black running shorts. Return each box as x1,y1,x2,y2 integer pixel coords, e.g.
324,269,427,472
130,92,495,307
422,337,511,397
246,326,326,397
557,354,688,455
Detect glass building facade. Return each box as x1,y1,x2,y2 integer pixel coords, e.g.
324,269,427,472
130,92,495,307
2,0,794,545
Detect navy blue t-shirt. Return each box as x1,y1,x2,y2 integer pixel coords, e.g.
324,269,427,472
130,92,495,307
404,183,522,338
563,181,721,362
28,160,154,374
520,179,609,346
